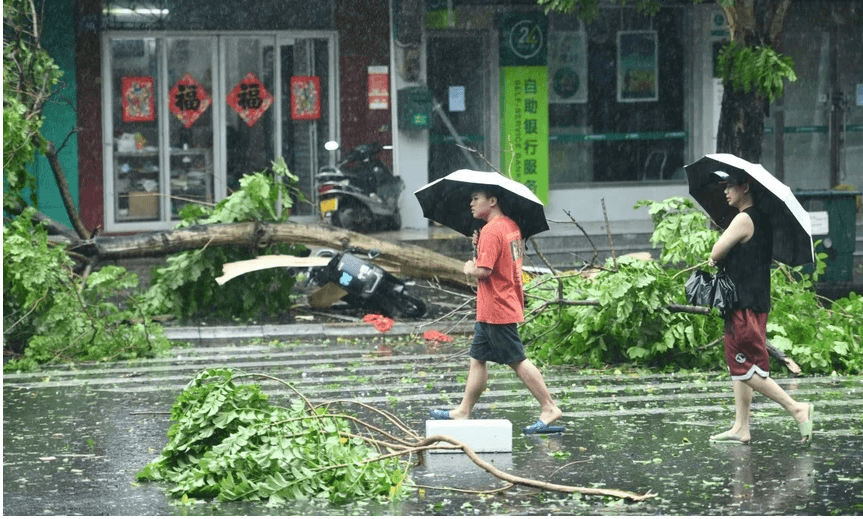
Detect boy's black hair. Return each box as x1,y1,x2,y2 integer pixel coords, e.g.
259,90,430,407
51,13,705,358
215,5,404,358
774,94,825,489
476,186,509,216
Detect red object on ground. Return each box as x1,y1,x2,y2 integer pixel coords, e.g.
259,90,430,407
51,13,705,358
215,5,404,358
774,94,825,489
422,330,454,343
363,313,394,333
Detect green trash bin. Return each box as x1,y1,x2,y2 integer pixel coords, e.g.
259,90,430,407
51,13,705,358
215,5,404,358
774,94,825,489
794,190,862,282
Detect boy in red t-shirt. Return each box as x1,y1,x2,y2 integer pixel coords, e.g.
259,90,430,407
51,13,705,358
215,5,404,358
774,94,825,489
429,188,564,434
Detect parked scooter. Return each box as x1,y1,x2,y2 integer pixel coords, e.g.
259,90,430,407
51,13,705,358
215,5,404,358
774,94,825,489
305,247,427,319
316,141,403,232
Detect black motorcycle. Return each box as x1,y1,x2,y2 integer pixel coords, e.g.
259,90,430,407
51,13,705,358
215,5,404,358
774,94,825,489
304,247,426,319
317,141,403,232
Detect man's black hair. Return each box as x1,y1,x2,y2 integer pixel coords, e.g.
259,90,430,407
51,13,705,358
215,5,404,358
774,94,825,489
479,185,509,216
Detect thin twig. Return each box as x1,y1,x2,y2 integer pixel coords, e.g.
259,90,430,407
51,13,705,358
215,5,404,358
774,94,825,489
601,198,618,270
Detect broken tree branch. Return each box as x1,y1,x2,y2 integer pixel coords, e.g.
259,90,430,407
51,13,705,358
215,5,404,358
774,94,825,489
417,434,656,502
45,140,90,239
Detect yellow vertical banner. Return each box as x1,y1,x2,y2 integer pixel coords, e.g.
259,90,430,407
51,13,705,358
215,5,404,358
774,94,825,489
501,66,549,204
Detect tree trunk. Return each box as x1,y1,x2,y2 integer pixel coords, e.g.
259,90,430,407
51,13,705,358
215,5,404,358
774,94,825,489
716,0,792,161
716,87,765,162
59,221,472,288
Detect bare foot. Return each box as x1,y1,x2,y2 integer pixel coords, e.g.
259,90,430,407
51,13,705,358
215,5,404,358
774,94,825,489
710,428,751,443
539,406,563,425
791,402,810,424
449,410,469,420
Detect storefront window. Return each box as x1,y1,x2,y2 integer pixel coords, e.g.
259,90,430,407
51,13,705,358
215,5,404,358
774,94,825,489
110,38,162,222
167,38,215,216
548,8,687,185
223,37,276,193
103,32,335,231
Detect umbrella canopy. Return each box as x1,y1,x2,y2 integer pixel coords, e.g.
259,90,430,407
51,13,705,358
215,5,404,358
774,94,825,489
684,153,814,267
413,169,549,240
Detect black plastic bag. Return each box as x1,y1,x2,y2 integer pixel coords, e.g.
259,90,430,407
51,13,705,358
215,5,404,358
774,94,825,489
685,268,737,317
711,270,738,316
685,269,714,307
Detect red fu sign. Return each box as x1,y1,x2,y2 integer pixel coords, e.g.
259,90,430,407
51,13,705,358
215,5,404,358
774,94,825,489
226,72,273,127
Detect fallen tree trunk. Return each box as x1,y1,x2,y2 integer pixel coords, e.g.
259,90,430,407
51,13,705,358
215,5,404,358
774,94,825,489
57,221,471,288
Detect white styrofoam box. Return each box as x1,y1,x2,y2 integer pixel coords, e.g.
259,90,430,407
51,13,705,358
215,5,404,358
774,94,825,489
425,419,512,453
423,452,514,486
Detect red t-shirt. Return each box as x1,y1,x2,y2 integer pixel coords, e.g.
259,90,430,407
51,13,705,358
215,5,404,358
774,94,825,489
475,216,524,324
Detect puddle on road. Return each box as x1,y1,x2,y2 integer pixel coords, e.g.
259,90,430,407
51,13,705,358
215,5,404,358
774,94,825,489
4,368,862,516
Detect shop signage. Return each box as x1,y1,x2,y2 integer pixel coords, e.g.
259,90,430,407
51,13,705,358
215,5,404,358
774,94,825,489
368,66,390,110
226,72,273,127
122,76,155,122
168,74,211,128
500,12,547,67
501,67,549,204
617,31,658,103
291,76,321,120
500,12,549,203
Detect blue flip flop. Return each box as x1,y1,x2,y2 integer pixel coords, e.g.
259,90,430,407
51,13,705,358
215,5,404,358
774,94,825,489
428,409,451,420
522,419,565,435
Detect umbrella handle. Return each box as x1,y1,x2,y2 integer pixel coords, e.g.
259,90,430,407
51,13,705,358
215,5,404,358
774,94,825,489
472,230,479,259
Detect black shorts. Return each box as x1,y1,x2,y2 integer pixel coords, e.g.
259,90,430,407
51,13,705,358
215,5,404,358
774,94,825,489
469,322,527,365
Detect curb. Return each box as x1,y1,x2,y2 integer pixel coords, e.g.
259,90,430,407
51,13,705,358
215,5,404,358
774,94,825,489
163,321,476,343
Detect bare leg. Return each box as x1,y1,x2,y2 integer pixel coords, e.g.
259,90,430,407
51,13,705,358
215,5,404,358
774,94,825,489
509,358,562,424
450,358,488,420
744,375,811,440
712,376,811,442
712,380,753,442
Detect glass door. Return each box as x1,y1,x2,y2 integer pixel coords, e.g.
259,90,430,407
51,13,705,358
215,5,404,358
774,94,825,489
165,37,216,217
221,36,277,194
427,33,490,182
279,37,334,216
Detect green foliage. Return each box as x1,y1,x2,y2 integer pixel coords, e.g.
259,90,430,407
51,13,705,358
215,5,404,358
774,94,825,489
137,368,409,504
3,208,170,372
521,199,861,375
717,41,798,103
634,197,719,266
768,255,863,374
536,0,661,21
3,0,64,211
522,255,725,370
139,159,308,321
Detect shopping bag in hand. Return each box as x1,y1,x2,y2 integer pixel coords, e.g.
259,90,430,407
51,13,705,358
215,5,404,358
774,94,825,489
685,268,737,317
711,270,737,316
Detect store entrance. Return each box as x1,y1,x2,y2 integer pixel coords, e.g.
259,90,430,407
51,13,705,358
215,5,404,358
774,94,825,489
104,31,334,232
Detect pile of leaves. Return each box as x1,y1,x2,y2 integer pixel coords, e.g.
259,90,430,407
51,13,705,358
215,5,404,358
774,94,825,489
3,208,170,372
521,197,862,375
139,158,308,321
136,368,410,505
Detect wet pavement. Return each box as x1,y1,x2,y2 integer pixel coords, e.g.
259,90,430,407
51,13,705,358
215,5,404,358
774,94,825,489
4,328,863,516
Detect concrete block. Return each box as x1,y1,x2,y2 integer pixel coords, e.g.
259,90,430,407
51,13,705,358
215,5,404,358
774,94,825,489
425,419,512,453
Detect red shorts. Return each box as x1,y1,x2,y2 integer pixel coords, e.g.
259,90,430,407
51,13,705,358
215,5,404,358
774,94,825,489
724,309,770,380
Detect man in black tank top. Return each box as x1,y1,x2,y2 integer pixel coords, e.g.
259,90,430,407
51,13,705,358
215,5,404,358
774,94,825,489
707,172,814,445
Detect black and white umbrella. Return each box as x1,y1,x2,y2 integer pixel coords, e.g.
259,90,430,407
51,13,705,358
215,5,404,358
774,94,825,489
413,169,549,240
684,153,814,267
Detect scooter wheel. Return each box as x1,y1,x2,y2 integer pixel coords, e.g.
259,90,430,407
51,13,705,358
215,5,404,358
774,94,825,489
392,290,426,319
334,201,372,232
